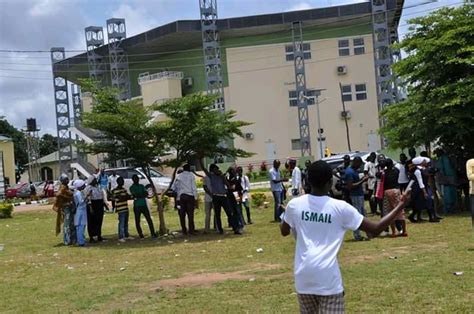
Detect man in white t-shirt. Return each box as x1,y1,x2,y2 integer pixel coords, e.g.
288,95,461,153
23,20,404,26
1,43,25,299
108,171,120,213
280,160,407,313
289,159,302,196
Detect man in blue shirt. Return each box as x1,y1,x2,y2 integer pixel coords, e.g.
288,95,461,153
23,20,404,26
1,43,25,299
344,156,369,241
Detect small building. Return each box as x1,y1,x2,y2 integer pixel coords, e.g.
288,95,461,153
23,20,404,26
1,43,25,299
0,135,16,186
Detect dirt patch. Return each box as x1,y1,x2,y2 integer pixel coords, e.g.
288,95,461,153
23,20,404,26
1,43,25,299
151,263,283,291
13,204,52,213
153,272,253,291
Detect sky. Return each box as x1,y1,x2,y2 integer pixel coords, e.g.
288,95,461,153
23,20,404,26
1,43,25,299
0,0,462,135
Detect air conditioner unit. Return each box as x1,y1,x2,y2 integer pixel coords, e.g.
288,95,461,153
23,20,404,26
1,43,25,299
183,77,193,87
340,111,351,119
244,132,254,140
337,65,347,75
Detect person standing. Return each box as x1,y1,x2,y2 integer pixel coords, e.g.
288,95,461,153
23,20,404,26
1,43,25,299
111,177,130,242
52,174,75,245
269,160,288,222
227,167,245,229
97,169,109,211
395,153,410,192
301,160,312,194
344,156,369,241
408,157,439,223
336,155,352,205
237,166,253,224
85,176,105,243
73,180,89,247
466,158,474,227
129,174,157,238
364,152,377,215
383,159,407,237
172,164,198,235
280,160,408,313
289,159,302,197
208,164,241,235
203,168,214,233
108,171,119,212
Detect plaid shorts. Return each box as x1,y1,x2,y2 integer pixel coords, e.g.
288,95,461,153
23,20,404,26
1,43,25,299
297,292,345,314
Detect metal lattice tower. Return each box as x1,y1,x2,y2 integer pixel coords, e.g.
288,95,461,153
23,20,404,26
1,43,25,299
50,48,73,173
371,0,394,111
85,26,107,85
71,84,82,124
200,0,225,111
292,21,312,157
107,18,131,100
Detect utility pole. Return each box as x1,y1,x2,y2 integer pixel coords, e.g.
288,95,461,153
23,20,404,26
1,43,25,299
338,82,352,151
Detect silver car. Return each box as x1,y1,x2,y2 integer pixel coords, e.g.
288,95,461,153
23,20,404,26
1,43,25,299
104,167,172,195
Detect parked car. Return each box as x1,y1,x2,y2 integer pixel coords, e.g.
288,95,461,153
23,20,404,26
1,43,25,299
103,167,172,195
6,182,28,199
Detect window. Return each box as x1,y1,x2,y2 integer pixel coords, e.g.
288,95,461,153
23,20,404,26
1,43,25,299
341,84,352,102
291,139,301,150
285,43,311,61
353,38,365,55
355,83,367,100
338,39,350,56
288,89,318,106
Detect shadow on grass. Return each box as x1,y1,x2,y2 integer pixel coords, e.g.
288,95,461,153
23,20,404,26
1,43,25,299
51,228,250,250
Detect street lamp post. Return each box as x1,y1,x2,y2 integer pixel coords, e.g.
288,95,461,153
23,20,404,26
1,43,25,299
304,89,326,160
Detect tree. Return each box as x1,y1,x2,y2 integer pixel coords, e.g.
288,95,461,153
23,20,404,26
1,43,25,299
80,80,169,235
39,134,57,157
380,5,474,154
0,117,28,172
154,94,253,179
79,81,253,235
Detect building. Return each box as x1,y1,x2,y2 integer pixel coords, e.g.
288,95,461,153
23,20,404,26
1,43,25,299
55,1,403,173
0,135,16,186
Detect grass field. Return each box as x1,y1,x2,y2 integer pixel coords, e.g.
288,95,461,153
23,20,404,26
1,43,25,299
0,202,473,313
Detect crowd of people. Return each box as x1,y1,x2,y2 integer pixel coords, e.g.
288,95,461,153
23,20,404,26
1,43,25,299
53,171,158,246
52,149,472,247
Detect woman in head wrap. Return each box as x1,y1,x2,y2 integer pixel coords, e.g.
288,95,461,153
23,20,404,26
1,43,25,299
52,174,76,245
73,179,89,247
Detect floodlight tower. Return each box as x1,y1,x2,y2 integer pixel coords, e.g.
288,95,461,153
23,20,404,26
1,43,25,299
199,0,225,111
50,47,73,174
85,26,107,85
107,18,131,100
24,118,41,182
292,21,312,158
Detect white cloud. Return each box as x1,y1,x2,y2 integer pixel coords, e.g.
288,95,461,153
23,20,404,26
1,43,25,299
287,2,313,12
110,4,158,38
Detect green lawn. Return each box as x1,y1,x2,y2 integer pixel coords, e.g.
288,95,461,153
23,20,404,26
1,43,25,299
0,203,472,313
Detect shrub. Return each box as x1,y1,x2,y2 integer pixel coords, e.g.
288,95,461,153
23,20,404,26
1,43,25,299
0,202,13,219
252,172,259,181
259,170,267,178
162,195,171,211
251,193,267,208
260,161,267,172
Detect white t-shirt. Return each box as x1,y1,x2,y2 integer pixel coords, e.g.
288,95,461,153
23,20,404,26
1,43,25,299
108,175,119,190
283,194,364,295
364,161,376,190
291,166,302,191
395,163,409,184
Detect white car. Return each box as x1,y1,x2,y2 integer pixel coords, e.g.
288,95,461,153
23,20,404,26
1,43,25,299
104,167,172,195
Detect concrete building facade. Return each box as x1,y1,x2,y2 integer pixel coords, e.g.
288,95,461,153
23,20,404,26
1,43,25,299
56,1,403,172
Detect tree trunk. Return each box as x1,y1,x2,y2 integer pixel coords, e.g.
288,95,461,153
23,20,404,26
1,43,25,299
142,165,168,235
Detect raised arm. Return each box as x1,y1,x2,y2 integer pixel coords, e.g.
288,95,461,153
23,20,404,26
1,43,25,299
359,194,408,236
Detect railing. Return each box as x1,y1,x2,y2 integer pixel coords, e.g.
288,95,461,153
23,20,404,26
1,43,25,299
138,71,184,84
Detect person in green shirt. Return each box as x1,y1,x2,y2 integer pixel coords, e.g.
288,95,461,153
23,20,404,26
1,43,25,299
129,174,157,238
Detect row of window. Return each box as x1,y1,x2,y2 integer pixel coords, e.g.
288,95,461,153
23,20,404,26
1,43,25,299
284,37,366,61
287,84,366,106
341,83,367,102
338,38,365,56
